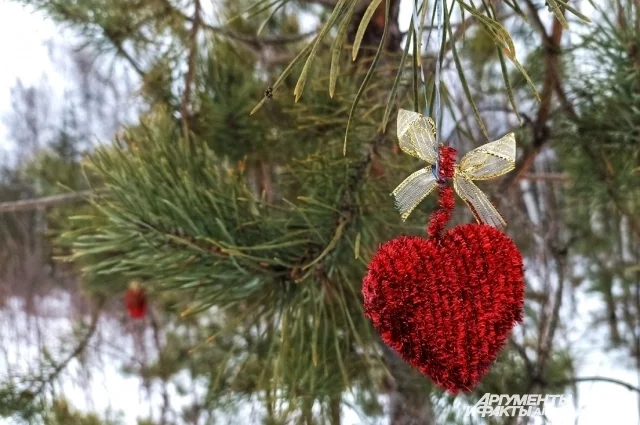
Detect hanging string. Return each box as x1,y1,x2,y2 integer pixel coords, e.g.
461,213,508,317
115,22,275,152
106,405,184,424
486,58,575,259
411,0,428,114
432,0,445,180
411,0,445,179
434,0,444,145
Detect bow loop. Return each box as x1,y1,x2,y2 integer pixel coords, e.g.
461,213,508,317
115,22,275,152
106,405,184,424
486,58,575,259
391,109,516,227
397,109,439,164
457,133,516,180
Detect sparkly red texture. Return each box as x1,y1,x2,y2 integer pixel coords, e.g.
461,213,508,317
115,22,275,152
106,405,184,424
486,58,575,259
428,145,456,239
125,287,147,319
363,146,524,393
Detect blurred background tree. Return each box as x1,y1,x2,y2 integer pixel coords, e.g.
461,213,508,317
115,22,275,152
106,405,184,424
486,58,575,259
0,0,639,424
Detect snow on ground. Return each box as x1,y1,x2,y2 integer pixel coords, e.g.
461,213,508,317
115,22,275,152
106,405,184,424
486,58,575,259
0,2,638,424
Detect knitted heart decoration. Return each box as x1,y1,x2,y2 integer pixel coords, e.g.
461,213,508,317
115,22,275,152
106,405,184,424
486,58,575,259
363,145,524,393
362,222,524,393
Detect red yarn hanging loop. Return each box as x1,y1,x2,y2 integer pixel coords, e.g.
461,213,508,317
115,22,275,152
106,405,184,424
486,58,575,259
436,145,457,182
427,186,454,239
427,146,457,239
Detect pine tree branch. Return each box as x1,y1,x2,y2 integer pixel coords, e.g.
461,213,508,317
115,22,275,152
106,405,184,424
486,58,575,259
546,376,640,393
102,29,147,77
29,305,102,397
156,0,316,49
501,0,565,191
0,190,106,214
505,4,640,238
202,26,317,48
294,133,387,275
49,0,314,81
541,54,640,237
535,247,567,379
525,19,640,238
581,144,640,238
46,1,147,77
509,337,535,378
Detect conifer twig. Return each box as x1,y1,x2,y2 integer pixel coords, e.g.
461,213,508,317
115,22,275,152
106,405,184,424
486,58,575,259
157,0,316,49
547,376,640,393
103,29,146,77
30,305,102,397
509,337,534,377
299,133,387,273
535,246,567,380
502,0,565,191
0,190,106,214
202,26,317,48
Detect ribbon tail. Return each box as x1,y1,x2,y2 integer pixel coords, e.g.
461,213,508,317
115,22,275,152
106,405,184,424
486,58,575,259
453,175,506,229
392,166,437,221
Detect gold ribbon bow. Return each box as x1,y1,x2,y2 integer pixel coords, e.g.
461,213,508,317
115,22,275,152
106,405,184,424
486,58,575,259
392,109,516,228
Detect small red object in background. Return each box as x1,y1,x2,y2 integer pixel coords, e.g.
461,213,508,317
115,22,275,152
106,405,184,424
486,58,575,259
362,146,525,393
125,283,147,319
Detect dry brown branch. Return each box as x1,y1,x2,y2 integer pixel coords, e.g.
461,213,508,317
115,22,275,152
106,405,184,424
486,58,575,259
582,144,640,237
157,0,317,49
548,376,640,393
203,26,317,48
30,305,102,397
0,190,106,214
102,29,146,76
536,247,568,378
501,0,565,191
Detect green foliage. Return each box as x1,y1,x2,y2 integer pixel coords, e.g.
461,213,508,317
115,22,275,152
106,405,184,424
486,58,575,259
46,400,124,425
556,0,640,352
6,1,448,418
62,106,393,421
3,0,608,422
195,42,274,161
250,0,567,133
0,382,42,422
0,382,124,425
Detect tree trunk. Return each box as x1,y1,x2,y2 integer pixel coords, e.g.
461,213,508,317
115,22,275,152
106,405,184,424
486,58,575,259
329,395,341,425
383,346,435,425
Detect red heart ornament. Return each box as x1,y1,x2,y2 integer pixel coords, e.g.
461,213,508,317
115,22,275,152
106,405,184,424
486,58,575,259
362,223,524,393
